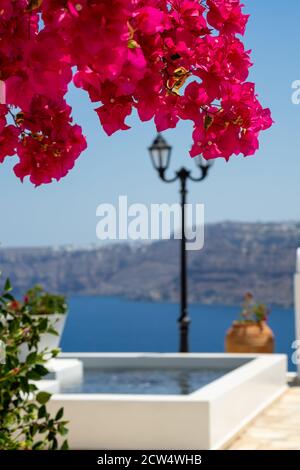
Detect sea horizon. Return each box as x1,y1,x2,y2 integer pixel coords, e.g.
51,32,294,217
61,295,296,371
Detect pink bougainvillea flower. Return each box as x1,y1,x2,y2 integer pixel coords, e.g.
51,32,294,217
0,125,19,163
0,0,272,184
96,97,133,136
207,0,249,35
134,7,171,35
14,123,87,186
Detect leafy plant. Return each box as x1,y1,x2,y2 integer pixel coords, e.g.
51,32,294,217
24,285,67,315
0,279,68,450
236,292,270,324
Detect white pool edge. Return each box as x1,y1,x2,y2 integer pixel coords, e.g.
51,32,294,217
215,385,287,450
49,353,287,449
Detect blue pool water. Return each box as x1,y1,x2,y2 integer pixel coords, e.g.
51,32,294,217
60,296,296,370
61,368,232,395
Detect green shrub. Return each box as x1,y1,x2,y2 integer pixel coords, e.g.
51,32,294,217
0,279,68,450
24,285,67,316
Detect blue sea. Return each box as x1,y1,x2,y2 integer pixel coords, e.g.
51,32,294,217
60,296,297,371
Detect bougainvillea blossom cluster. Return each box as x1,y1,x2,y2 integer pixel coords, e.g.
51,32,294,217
0,0,272,185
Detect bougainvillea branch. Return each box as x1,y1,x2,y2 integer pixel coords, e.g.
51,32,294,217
0,0,272,185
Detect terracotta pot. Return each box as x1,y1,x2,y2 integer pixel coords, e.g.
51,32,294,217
225,321,275,354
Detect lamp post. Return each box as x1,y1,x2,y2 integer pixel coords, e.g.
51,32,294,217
148,134,213,353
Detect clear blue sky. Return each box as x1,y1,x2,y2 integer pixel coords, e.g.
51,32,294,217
0,0,299,247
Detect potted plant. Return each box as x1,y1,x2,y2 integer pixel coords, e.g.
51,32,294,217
18,285,68,355
225,292,274,354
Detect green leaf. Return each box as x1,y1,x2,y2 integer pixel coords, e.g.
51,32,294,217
3,293,15,301
29,383,38,392
47,327,59,336
58,423,68,436
61,440,69,450
51,437,58,450
49,348,60,359
33,364,49,377
38,318,48,331
4,279,12,292
40,426,49,434
36,391,51,405
55,407,64,421
31,423,39,437
32,441,44,450
27,370,42,381
38,405,47,419
26,352,38,365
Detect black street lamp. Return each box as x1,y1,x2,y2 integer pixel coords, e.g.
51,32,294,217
148,133,213,353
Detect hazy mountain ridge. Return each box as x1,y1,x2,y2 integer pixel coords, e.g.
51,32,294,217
1,221,299,308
